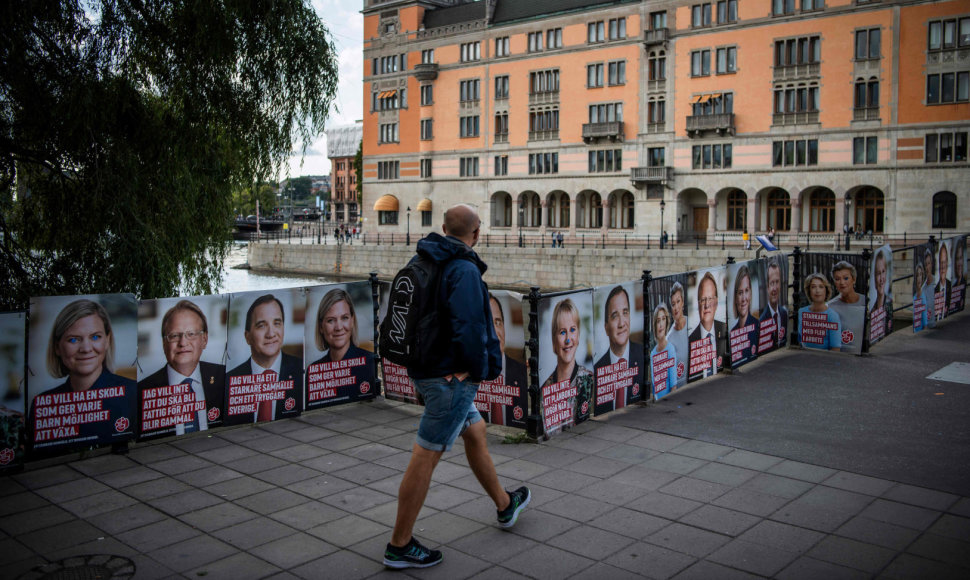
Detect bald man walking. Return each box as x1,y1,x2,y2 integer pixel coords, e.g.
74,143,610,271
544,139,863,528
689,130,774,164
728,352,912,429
383,204,531,569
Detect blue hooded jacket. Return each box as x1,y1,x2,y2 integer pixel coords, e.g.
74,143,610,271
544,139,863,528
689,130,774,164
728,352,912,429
407,232,503,383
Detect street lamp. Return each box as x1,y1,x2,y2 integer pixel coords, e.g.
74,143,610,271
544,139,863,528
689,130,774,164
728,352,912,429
659,199,666,249
518,206,525,248
844,197,853,250
406,206,411,246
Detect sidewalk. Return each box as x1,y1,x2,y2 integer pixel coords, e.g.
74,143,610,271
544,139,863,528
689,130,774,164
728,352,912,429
3,395,968,580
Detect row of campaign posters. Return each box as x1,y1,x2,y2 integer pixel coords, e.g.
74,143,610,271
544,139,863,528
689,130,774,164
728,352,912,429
913,235,967,332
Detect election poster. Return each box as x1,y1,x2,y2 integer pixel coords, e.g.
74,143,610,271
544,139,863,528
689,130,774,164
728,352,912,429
798,253,867,354
913,242,934,333
304,281,378,410
756,254,790,355
476,290,528,428
137,295,228,438
933,238,953,323
0,312,26,472
537,290,594,437
867,245,894,346
726,260,762,369
950,235,967,314
26,294,138,453
224,289,305,424
376,280,420,405
686,267,728,383
647,274,689,400
592,282,645,415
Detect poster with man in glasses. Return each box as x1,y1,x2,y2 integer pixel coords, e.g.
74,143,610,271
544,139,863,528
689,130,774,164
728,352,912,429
137,296,228,438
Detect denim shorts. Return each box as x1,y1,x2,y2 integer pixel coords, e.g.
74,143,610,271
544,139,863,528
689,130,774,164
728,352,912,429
414,376,481,452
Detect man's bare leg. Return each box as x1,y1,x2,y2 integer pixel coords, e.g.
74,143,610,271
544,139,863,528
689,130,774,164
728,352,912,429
390,444,443,547
461,420,510,511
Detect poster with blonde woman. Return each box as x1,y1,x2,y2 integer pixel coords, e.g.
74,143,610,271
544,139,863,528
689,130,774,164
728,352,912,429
868,245,894,345
538,291,594,437
951,235,967,313
726,261,762,368
800,253,867,354
647,273,689,400
912,243,931,333
27,294,138,453
304,282,377,410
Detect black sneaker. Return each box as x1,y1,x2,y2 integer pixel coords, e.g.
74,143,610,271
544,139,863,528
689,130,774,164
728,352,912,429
497,486,531,528
383,537,442,569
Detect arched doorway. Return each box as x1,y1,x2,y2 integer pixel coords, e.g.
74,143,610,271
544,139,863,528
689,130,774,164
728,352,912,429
764,188,791,231
608,190,635,229
677,188,709,237
577,190,603,228
932,191,957,229
546,191,570,228
851,187,885,233
718,188,747,231
491,192,512,227
519,191,541,227
807,188,836,232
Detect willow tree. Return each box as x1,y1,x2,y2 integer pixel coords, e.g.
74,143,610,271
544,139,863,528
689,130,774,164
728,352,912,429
0,0,338,309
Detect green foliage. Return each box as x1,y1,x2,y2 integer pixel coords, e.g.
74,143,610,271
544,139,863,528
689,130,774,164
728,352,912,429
232,184,277,218
287,177,313,203
0,0,339,309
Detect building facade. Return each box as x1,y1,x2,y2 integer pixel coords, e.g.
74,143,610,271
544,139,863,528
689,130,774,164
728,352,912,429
362,0,969,242
326,120,364,225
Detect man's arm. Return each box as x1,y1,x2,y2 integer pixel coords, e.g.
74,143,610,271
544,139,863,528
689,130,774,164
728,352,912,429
445,262,500,382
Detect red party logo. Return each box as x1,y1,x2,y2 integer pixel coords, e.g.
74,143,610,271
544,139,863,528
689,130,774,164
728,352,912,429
360,381,371,394
842,330,854,343
284,397,296,411
513,406,524,421
114,417,129,432
0,448,14,465
632,383,640,396
677,362,686,378
581,401,589,414
716,356,723,369
207,407,220,421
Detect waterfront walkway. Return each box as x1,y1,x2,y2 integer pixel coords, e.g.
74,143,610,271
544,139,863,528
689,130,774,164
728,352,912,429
2,316,968,579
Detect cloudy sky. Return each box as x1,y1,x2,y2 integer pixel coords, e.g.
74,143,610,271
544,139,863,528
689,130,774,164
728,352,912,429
285,0,365,179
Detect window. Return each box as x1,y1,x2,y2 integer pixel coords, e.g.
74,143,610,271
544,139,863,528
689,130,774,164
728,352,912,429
932,192,957,228
421,85,433,105
801,0,824,10
717,0,737,24
421,49,434,64
691,50,711,76
529,109,559,132
530,69,560,94
608,61,626,85
773,0,795,16
379,123,398,143
925,131,968,162
853,136,878,164
460,42,480,62
648,147,665,167
928,18,970,51
587,63,604,87
547,28,563,49
648,51,666,80
459,157,479,177
692,4,712,28
528,31,543,53
377,161,399,180
494,155,508,176
609,18,627,40
495,36,510,57
773,83,819,113
854,77,880,109
588,21,605,43
691,144,733,169
692,92,734,116
772,139,818,166
774,36,821,66
855,28,880,60
648,99,666,124
810,190,835,232
651,11,667,29
588,149,623,172
726,191,746,230
379,211,398,225
420,159,432,178
379,91,400,110
588,102,623,123
420,119,432,140
767,190,792,231
716,47,737,74
529,152,559,174
459,79,480,102
421,211,432,227
494,113,508,139
927,72,970,104
495,75,509,99
459,116,480,137
854,188,884,233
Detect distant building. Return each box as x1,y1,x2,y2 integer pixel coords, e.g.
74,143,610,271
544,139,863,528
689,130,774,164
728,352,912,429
361,0,968,242
327,120,364,224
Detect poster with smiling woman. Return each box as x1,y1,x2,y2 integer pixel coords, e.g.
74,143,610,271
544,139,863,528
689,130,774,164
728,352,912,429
726,260,761,369
26,294,138,454
867,245,893,346
537,290,594,438
304,281,377,410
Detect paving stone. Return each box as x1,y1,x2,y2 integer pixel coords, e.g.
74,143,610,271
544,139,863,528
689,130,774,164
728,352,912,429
587,507,671,540
318,486,396,512
330,462,399,486
545,435,614,455
343,442,401,462
503,543,596,580
835,515,921,550
547,524,636,560
0,537,37,566
584,424,642,443
451,526,541,564
771,502,855,532
0,477,26,497
606,541,696,578
521,445,588,468
397,542,493,580
234,487,309,515
776,556,870,580
249,532,338,569
672,559,765,580
642,453,708,475
116,517,202,552
707,538,800,577
669,440,734,461
716,449,783,472
147,454,215,476
809,534,898,573
211,517,297,550
95,465,166,488
222,453,290,474
301,452,364,473
178,502,260,532
34,477,110,503
467,565,526,580
305,513,389,547
69,453,138,476
61,488,139,518
127,443,186,464
490,458,552,482
280,425,339,443
823,471,897,497
204,475,276,500
268,443,331,462
0,504,75,535
312,433,370,452
529,468,600,493
146,534,238,573
861,498,942,530
196,443,260,464
268,500,348,530
627,491,703,520
353,424,407,443
767,460,838,483
125,476,193,501
737,520,825,553
926,513,970,541
678,504,761,537
882,483,959,512
536,494,616,523
250,464,322,487
906,533,970,568
0,491,49,516
645,522,731,558
365,472,405,496
606,464,682,491
172,467,242,488
741,472,814,499
188,551,282,580
626,432,690,452
422,484,480,511
169,433,233,453
877,553,970,580
947,497,970,517
565,455,632,478
430,459,474,483
217,427,266,443
13,464,86,490
660,477,732,503
597,442,661,464
239,433,295,453
373,451,414,471
575,479,644,506
689,462,759,487
712,486,792,517
290,549,384,580
288,474,357,499
508,509,581,543
44,535,139,561
411,511,486,544
1,556,48,580
257,415,310,433
358,497,436,527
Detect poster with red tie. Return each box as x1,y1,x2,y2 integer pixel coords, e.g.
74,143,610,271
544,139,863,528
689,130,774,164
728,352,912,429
592,282,645,416
647,274,690,401
475,290,528,429
26,294,138,454
756,255,790,355
136,295,228,438
726,260,762,369
0,312,26,473
913,242,934,333
225,288,305,425
304,281,378,410
686,268,728,384
537,290,594,437
867,245,894,346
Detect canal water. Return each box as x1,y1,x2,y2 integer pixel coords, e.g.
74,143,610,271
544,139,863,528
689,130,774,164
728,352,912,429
217,242,340,293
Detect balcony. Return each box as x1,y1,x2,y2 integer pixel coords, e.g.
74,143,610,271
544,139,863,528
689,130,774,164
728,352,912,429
529,91,559,106
630,166,672,185
772,111,819,126
582,122,624,143
686,113,735,137
413,62,438,81
643,28,668,47
773,63,820,81
853,107,880,122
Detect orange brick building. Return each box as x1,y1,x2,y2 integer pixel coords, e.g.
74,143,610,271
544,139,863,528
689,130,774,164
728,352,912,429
326,120,363,225
362,0,968,242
